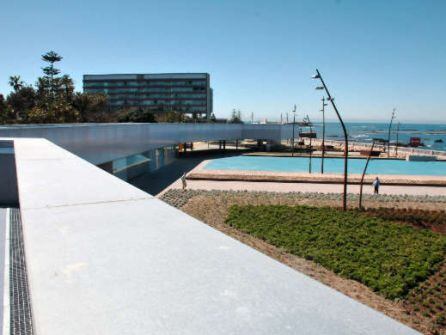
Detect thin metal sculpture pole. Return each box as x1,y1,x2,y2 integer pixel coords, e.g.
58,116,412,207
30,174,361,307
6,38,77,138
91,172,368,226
291,105,296,157
359,141,376,210
315,69,349,210
395,122,400,157
387,108,396,157
306,115,313,174
321,97,327,174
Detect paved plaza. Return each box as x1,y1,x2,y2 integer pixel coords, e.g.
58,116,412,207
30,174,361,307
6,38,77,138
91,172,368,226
160,178,446,197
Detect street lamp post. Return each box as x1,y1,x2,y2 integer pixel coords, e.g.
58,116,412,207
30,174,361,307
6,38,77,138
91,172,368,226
358,140,376,210
395,122,401,157
304,115,313,174
320,97,328,174
291,105,297,157
387,108,396,158
313,69,349,211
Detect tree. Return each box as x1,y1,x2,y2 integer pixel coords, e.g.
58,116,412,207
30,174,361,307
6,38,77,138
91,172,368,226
0,94,15,124
72,92,108,122
41,51,62,100
9,75,24,92
1,51,107,124
118,108,156,123
59,74,75,102
6,86,36,121
26,106,55,123
26,101,79,124
52,100,79,123
155,110,185,123
35,51,80,123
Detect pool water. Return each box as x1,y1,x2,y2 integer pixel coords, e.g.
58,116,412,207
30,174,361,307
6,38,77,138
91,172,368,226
204,156,446,176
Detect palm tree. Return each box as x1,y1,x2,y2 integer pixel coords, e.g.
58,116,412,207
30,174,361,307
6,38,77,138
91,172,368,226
59,74,74,101
9,75,24,92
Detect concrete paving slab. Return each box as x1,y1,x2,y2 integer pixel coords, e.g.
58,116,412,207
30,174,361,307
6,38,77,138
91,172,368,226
1,137,74,161
21,200,419,335
14,139,152,210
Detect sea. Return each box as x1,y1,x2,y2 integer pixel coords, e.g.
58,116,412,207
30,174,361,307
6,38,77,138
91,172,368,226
305,122,446,152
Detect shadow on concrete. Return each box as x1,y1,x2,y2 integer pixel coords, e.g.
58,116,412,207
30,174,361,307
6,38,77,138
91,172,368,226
128,150,245,196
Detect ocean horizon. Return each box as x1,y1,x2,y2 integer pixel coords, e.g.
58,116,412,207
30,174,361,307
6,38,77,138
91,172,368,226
305,122,446,152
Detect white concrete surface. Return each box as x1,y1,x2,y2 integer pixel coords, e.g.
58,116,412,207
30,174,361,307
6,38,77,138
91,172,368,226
9,137,420,334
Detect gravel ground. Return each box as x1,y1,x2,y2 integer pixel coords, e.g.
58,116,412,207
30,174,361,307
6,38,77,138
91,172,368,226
161,189,446,211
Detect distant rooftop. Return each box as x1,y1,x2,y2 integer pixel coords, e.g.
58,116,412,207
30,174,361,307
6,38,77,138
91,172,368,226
83,73,209,81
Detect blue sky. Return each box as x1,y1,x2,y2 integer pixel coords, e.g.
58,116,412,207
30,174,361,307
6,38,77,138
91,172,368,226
1,0,445,122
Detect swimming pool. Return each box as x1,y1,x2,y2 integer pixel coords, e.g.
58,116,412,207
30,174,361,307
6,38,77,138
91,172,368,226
204,156,446,176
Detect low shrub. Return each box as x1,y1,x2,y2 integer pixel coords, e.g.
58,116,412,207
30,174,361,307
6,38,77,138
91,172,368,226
226,205,446,299
364,207,446,228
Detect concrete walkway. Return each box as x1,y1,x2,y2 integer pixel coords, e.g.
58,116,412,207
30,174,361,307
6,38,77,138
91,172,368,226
161,179,446,197
130,152,242,196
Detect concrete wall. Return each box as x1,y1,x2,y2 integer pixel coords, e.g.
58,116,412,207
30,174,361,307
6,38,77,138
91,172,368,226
0,123,293,165
0,141,18,206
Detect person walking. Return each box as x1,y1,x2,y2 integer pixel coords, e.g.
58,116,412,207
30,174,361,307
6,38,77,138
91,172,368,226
181,173,187,191
372,177,380,195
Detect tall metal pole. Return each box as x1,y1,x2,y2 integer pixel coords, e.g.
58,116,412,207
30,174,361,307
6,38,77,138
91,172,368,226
387,108,396,158
291,105,296,157
305,115,313,174
359,140,376,210
314,69,348,210
395,122,400,157
320,97,327,174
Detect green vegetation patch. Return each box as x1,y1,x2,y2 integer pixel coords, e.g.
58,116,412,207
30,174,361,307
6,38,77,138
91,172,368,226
226,205,446,299
364,207,446,228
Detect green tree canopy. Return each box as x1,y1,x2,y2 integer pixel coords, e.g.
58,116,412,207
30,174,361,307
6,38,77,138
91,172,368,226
9,75,24,92
73,92,108,122
0,94,15,123
118,108,156,123
6,86,36,121
0,51,108,124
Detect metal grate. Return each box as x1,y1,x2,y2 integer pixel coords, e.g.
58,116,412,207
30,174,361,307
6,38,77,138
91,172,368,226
9,208,33,335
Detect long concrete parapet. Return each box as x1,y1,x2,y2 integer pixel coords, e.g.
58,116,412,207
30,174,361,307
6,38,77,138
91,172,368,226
0,123,293,165
4,137,420,335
